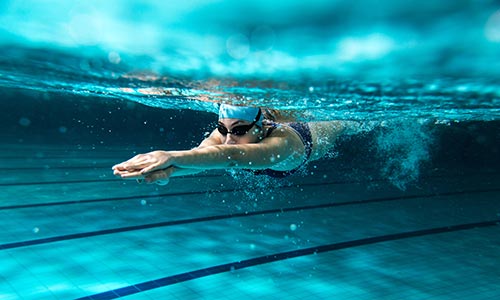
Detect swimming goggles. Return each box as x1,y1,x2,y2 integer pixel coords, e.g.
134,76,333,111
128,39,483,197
217,109,262,136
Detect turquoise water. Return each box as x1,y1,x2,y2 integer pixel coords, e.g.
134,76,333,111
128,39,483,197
1,0,499,121
1,1,500,299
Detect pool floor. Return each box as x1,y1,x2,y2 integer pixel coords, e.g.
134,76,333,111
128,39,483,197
1,143,499,299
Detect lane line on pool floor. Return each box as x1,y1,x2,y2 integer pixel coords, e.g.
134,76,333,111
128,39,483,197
0,175,222,187
0,177,403,210
1,188,498,251
75,220,500,300
2,171,498,210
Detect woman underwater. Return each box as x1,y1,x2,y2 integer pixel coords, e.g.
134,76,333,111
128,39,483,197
113,104,346,185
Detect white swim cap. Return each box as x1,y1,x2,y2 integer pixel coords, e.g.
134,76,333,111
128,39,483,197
218,104,263,126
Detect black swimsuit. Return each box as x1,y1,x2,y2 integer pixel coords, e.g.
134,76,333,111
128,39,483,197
253,122,313,178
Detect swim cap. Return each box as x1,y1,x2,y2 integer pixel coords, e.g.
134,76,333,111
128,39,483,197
218,104,263,126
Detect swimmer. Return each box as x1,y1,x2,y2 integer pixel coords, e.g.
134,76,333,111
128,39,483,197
112,104,347,185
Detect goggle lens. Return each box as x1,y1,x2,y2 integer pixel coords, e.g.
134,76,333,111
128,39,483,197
217,124,253,136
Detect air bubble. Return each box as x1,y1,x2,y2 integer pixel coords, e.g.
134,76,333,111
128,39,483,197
108,51,121,64
226,34,250,60
19,117,31,127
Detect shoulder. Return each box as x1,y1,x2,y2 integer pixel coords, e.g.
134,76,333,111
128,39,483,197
263,122,285,137
262,122,304,148
265,122,299,137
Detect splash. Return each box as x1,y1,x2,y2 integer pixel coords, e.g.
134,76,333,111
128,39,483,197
225,169,291,209
375,120,434,190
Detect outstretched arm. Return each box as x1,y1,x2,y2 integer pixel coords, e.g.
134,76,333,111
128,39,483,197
113,129,305,179
112,129,222,181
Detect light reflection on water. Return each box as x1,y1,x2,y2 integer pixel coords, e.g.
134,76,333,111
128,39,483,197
0,1,499,121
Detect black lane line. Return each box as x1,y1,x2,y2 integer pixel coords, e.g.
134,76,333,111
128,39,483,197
1,170,499,211
0,152,142,158
0,156,126,159
1,188,498,251
0,174,355,188
75,220,500,300
0,189,231,210
0,179,122,186
0,173,222,187
0,178,375,210
0,166,115,171
1,167,498,186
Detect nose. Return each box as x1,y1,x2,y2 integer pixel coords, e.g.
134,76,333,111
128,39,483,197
224,133,237,144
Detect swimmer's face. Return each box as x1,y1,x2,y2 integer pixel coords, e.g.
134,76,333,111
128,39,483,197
218,118,263,144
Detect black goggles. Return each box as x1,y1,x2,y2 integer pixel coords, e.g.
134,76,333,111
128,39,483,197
217,109,262,136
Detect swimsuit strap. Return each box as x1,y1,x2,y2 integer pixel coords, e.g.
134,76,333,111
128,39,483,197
287,122,313,163
253,121,313,178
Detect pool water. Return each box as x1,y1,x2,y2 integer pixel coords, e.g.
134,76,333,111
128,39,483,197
1,91,499,299
1,1,500,299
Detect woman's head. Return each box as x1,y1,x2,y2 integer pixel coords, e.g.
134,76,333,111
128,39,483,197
218,104,263,144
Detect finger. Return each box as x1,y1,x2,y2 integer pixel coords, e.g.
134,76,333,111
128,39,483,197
112,164,128,171
113,163,138,171
114,168,140,176
116,154,149,167
113,155,145,169
115,171,140,178
120,171,145,179
114,169,133,177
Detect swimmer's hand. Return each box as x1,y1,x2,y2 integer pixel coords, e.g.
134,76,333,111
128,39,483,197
113,151,204,185
112,167,173,186
112,151,173,178
112,151,175,185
